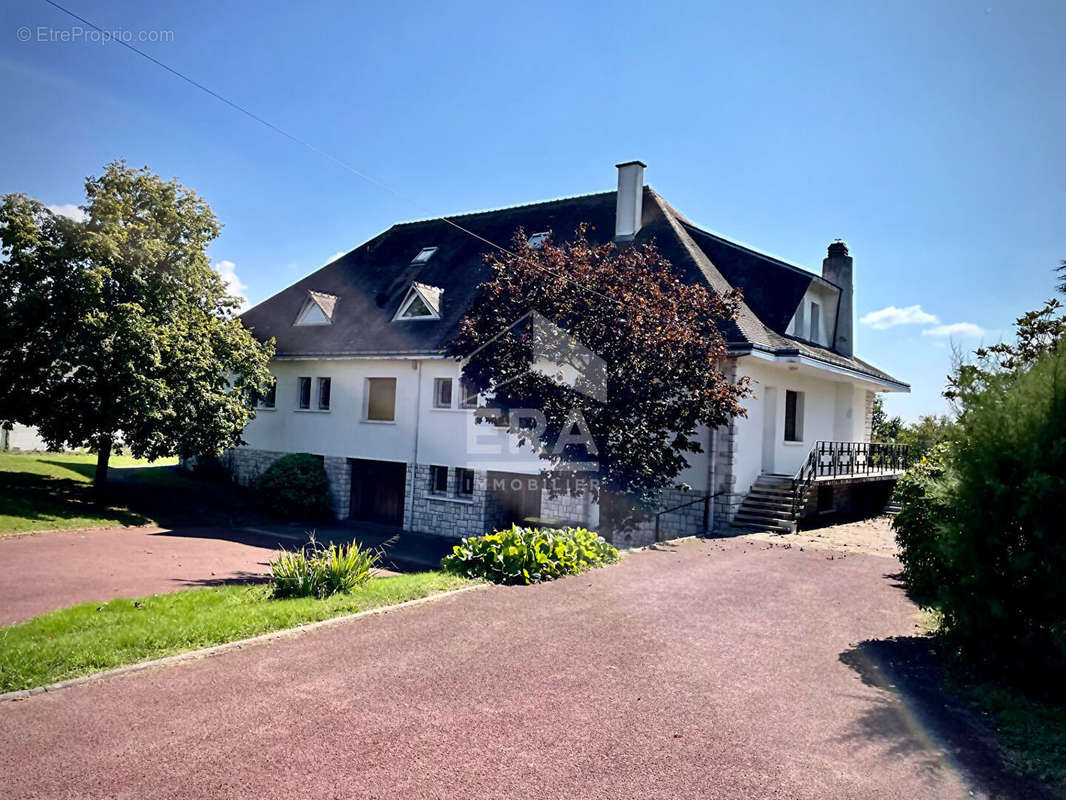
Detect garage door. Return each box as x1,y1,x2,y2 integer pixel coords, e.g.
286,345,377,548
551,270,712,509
349,459,407,527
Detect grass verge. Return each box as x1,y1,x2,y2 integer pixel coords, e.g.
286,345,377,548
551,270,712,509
0,572,473,692
949,675,1066,795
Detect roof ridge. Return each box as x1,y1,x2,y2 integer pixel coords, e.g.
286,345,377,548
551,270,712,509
647,190,770,346
389,189,617,228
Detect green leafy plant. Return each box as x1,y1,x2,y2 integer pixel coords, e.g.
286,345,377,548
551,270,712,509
441,524,619,585
270,535,379,598
891,443,954,606
257,453,332,519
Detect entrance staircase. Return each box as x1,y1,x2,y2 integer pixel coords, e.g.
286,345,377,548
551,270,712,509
731,474,799,534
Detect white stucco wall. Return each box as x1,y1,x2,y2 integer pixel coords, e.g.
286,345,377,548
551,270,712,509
241,357,715,492
1,424,48,451
785,282,840,347
729,356,882,499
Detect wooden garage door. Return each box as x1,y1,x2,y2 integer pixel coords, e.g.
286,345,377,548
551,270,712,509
349,459,406,527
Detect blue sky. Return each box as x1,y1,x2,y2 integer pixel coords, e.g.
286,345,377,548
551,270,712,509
2,0,1063,421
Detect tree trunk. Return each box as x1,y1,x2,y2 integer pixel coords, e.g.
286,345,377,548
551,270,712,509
93,438,112,497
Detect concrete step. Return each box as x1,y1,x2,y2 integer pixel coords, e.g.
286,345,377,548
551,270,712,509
730,520,793,534
747,489,795,502
734,512,796,528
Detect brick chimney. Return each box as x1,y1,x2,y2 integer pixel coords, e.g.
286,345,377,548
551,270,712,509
822,240,854,357
614,161,646,241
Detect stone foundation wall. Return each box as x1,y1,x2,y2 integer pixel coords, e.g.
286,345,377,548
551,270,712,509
323,456,351,519
540,486,600,529
408,464,488,539
712,361,741,531
220,447,288,488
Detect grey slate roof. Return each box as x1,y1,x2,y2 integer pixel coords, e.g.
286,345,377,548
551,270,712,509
240,187,907,388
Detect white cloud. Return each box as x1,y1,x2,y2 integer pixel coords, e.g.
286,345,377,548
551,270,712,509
860,304,939,329
326,251,346,265
921,322,986,338
214,260,249,312
46,203,87,222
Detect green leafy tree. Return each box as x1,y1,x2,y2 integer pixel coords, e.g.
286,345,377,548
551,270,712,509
947,261,1066,412
871,395,903,442
447,226,749,533
0,162,274,491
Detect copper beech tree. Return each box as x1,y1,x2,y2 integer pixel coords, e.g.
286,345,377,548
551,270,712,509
447,226,749,532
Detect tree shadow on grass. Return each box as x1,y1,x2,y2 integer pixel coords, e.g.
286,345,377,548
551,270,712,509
838,636,1060,800
0,470,150,529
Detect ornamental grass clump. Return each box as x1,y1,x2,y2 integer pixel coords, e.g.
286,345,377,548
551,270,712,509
441,525,619,585
270,535,379,598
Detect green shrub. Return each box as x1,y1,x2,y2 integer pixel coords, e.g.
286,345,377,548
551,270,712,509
270,535,379,598
441,525,619,585
257,453,332,519
937,344,1066,684
892,443,954,605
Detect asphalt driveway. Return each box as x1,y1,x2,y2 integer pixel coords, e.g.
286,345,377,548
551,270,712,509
1,534,1043,799
0,526,279,624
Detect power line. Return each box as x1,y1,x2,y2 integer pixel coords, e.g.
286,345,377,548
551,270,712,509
41,0,623,307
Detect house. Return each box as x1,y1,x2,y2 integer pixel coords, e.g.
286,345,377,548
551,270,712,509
228,162,909,546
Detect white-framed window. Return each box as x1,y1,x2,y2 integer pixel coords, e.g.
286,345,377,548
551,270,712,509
317,377,332,411
459,378,479,409
784,390,805,442
527,231,550,249
366,377,397,421
394,283,442,321
456,467,475,496
411,246,438,264
430,465,448,495
258,380,276,409
433,377,453,409
809,302,821,344
297,377,312,410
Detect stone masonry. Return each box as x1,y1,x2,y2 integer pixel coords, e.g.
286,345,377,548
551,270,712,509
408,464,488,538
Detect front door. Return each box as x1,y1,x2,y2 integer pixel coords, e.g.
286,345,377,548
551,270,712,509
761,386,778,473
349,459,406,527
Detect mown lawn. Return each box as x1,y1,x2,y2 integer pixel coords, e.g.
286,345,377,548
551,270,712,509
0,452,258,534
0,572,474,692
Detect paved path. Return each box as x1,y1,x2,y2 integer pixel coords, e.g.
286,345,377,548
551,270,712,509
0,536,1038,799
0,527,279,624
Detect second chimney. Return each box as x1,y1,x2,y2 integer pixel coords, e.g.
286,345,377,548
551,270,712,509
822,240,854,358
615,160,646,241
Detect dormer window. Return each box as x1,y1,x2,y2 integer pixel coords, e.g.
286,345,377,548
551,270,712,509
394,282,443,321
527,232,550,250
294,291,338,326
411,246,438,264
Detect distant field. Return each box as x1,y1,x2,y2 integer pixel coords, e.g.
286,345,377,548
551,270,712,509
0,452,254,534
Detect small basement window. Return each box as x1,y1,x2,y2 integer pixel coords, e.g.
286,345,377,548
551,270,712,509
411,246,438,264
784,390,805,442
317,377,332,410
527,232,550,249
456,467,475,496
297,377,312,410
366,377,397,421
433,377,453,409
430,465,448,495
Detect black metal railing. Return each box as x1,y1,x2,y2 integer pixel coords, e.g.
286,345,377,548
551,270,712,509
791,441,910,517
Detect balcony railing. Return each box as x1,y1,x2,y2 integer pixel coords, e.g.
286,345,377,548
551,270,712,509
791,441,910,516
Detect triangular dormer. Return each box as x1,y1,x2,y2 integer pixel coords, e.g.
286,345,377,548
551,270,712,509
294,290,339,326
394,282,443,321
